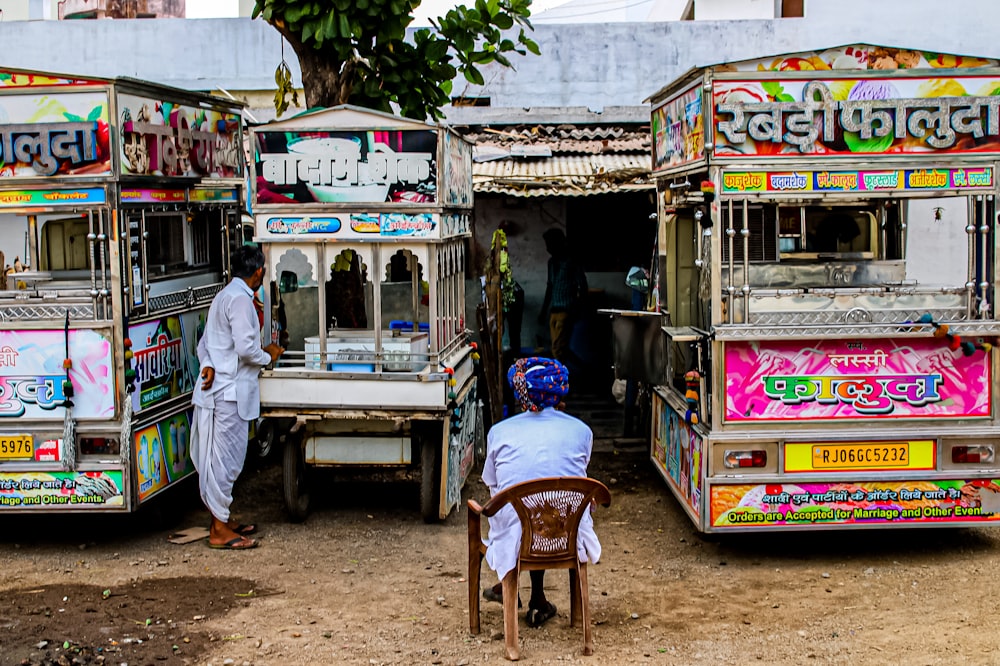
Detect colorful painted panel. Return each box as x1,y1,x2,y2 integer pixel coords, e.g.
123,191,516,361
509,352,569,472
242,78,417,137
0,471,124,509
664,396,703,517
713,76,1000,157
652,83,705,171
117,93,242,179
0,71,104,88
255,130,437,205
134,410,193,502
0,188,106,207
721,167,994,193
259,213,439,239
129,313,203,413
0,329,113,420
446,380,480,512
0,91,111,178
727,45,1000,72
120,188,185,204
724,338,990,422
441,130,473,207
711,480,1000,528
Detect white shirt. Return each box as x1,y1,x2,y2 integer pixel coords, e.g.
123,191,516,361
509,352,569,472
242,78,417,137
482,408,602,580
192,278,271,420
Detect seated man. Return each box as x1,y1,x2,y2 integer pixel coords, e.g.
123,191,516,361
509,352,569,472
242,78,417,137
481,356,602,627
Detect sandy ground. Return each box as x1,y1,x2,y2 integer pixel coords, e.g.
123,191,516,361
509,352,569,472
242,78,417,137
4,440,1000,665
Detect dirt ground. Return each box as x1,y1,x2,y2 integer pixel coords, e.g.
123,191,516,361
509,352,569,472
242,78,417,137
4,439,1000,666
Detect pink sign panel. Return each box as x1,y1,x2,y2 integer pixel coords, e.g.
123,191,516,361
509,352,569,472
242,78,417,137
725,338,990,421
0,329,114,420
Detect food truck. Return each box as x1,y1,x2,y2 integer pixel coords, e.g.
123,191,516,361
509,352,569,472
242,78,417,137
250,105,481,522
640,44,1000,532
0,68,246,513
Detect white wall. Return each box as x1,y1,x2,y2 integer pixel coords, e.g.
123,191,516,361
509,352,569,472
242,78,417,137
694,0,777,20
905,199,969,288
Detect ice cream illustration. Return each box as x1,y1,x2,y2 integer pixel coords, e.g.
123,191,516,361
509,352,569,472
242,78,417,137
150,437,161,484
138,435,149,479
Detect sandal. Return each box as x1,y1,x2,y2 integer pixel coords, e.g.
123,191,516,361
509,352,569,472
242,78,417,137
526,601,557,628
482,586,523,608
216,521,257,536
208,536,259,550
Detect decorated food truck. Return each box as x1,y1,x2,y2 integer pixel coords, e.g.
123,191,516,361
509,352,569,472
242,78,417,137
250,105,481,522
642,44,1000,532
0,68,246,513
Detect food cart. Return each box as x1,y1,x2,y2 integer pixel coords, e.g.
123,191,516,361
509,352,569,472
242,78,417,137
638,44,1000,532
250,105,481,522
0,67,246,513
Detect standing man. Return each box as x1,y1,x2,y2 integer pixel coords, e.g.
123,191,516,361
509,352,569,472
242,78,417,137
481,357,601,627
537,228,587,363
191,245,283,550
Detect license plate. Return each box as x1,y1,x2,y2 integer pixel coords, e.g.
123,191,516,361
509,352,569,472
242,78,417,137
812,442,909,469
0,435,33,459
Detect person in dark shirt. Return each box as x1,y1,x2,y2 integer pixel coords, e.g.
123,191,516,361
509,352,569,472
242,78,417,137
537,228,587,362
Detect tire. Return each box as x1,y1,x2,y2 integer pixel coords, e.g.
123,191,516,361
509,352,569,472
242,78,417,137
419,426,442,524
283,434,310,522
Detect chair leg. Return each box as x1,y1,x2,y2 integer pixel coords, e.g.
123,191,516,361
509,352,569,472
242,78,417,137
579,563,593,656
568,568,580,627
469,550,482,634
502,568,520,661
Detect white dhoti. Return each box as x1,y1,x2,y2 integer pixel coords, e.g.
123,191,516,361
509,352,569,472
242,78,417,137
189,394,248,523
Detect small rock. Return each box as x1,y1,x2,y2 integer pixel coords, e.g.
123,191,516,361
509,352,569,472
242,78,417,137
35,640,49,649
156,561,168,567
223,660,235,665
436,596,446,606
78,544,87,551
797,630,807,637
630,613,640,620
863,567,875,576
821,572,830,579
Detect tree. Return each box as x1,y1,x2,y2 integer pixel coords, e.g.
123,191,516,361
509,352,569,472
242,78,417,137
252,0,539,120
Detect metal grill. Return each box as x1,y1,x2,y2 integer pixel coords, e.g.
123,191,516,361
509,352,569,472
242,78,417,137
149,283,223,312
737,306,968,327
0,303,96,321
715,320,1000,340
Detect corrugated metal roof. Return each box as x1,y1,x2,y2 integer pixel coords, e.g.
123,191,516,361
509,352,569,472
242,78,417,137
473,153,653,197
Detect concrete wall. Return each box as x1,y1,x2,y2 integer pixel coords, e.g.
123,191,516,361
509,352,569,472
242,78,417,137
0,1,998,115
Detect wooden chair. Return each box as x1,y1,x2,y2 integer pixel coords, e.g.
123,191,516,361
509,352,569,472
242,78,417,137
468,476,612,661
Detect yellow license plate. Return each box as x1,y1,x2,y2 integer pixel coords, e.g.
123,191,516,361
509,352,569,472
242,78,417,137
0,435,33,459
812,443,909,469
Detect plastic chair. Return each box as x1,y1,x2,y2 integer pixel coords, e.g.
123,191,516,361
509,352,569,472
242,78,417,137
468,476,612,661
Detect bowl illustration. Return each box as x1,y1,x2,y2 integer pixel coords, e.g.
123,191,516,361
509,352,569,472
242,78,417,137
287,137,391,203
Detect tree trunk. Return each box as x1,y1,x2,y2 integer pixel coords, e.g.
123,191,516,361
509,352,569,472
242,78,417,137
293,46,352,110
265,18,359,112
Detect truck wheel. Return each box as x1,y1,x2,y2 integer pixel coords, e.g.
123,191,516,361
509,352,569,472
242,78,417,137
420,431,442,524
283,435,310,522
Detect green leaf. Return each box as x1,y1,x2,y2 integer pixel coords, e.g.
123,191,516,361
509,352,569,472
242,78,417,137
493,13,513,29
463,66,485,85
426,39,448,61
338,13,350,37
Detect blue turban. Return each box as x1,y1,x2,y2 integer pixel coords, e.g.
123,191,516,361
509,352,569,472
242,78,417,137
507,356,569,412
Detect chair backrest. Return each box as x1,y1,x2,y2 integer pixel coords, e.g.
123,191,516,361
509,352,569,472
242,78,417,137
481,476,611,567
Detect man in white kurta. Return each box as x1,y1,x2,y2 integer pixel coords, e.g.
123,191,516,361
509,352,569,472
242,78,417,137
481,357,601,626
191,245,282,550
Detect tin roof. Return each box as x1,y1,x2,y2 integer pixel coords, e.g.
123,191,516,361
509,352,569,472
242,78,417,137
473,153,652,197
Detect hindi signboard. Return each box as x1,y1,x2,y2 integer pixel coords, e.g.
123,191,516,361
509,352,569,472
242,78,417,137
713,76,1000,158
